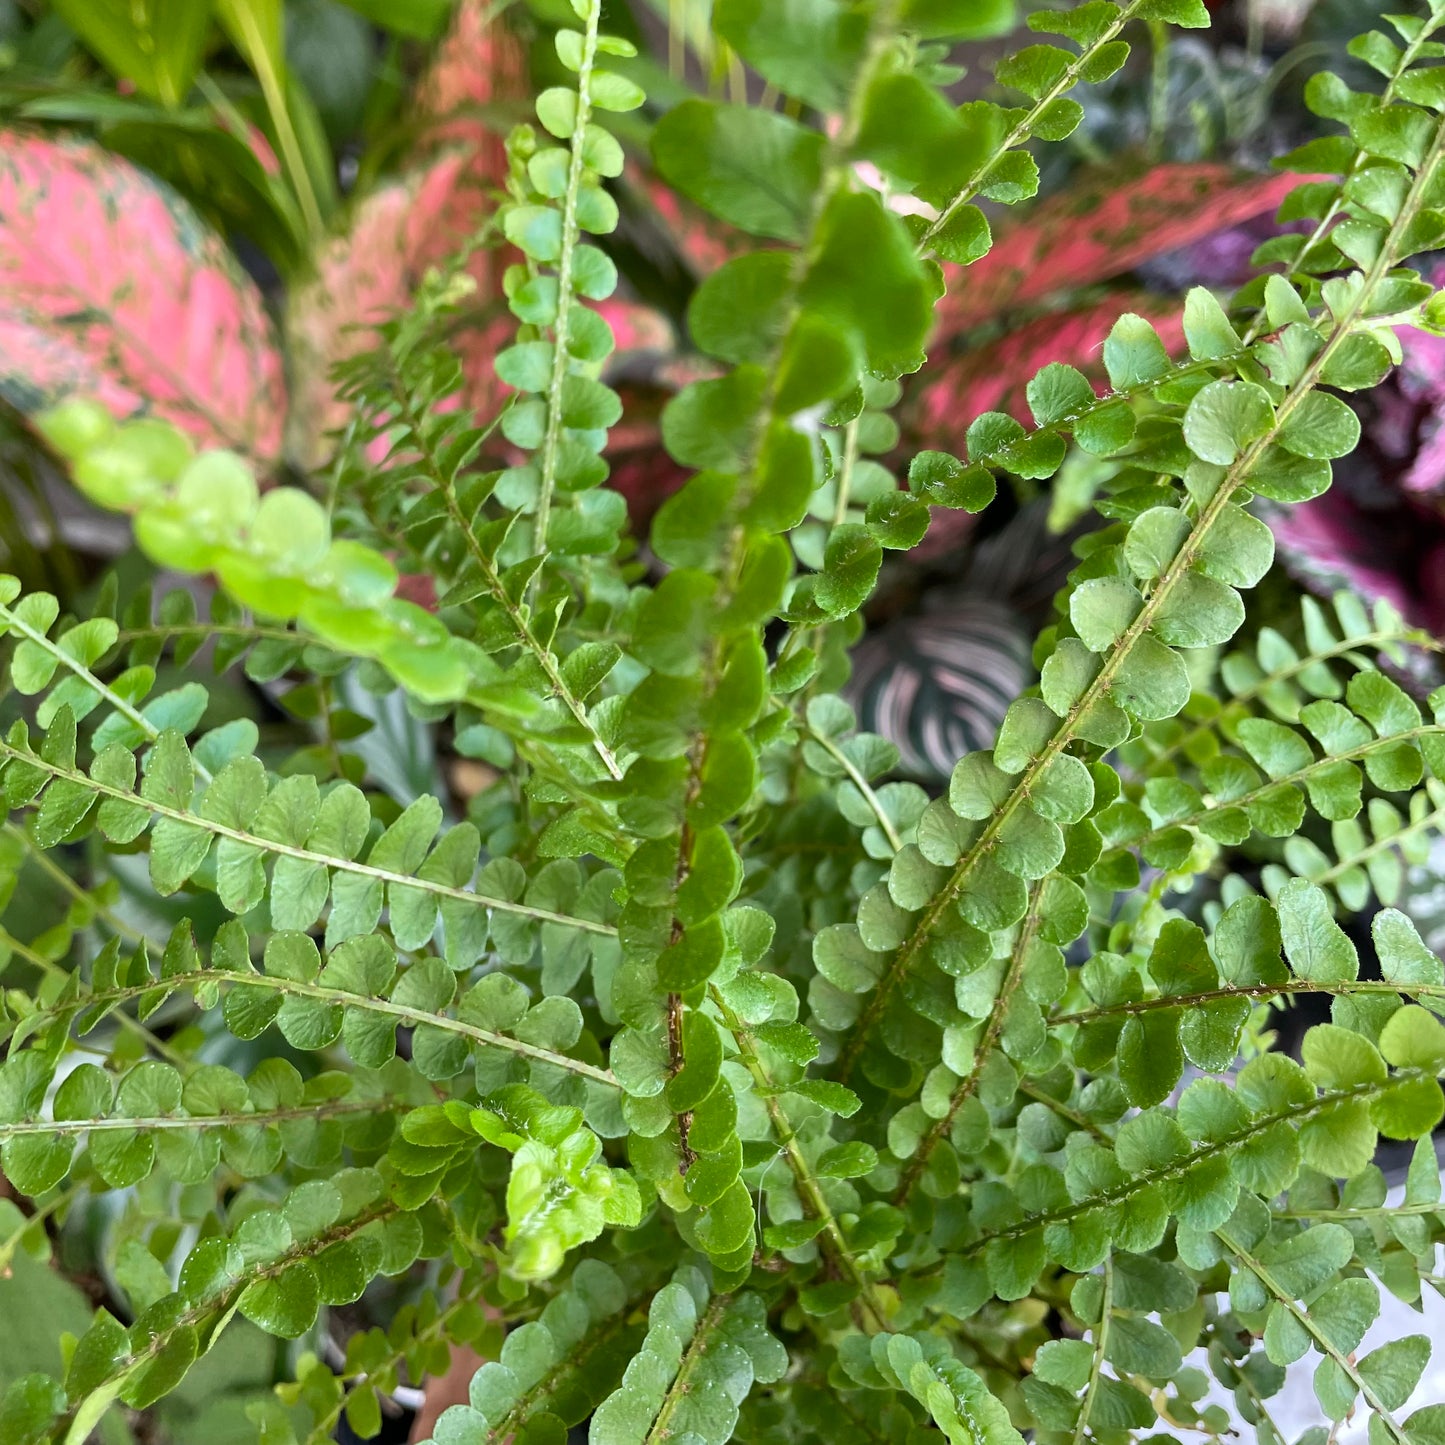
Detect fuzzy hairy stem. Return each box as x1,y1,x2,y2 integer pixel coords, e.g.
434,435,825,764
531,3,603,578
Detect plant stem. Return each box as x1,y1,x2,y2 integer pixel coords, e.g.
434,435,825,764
0,600,210,782
0,924,187,1068
531,1,602,588
1051,977,1445,1026
1071,1255,1113,1445
1129,721,1445,850
1147,20,1170,159
1,747,614,935
894,886,1043,1204
19,966,619,1088
840,107,1445,1078
0,1096,399,1140
714,989,889,1331
921,0,1151,252
804,726,902,853
1217,1227,1410,1445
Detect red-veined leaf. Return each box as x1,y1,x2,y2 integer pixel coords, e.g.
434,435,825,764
938,162,1299,332
0,132,286,463
914,292,1187,435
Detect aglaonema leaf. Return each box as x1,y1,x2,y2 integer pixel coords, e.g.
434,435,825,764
0,134,286,464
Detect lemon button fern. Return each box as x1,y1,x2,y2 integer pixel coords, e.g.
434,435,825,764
3,1,1445,1443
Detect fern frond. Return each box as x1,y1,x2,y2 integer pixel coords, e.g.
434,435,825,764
587,1267,787,1445
1136,591,1437,771
0,714,616,940
1261,781,1445,909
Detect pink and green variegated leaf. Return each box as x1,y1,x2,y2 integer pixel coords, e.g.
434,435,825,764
287,151,499,463
596,299,675,359
288,1,529,462
413,0,526,180
937,162,1300,333
0,132,286,463
912,293,1188,437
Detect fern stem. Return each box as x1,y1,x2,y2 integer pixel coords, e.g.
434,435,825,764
115,620,316,650
531,0,602,582
1051,978,1445,1025
1151,623,1440,768
1313,795,1445,890
57,1205,400,1434
1243,7,1445,343
651,0,905,1213
644,1294,731,1444
952,1073,1435,1261
0,1180,82,1274
1230,1355,1291,1444
0,746,616,936
436,459,624,783
715,988,889,1330
920,0,1150,252
1216,1227,1410,1445
804,726,902,853
839,107,1445,1081
1276,1201,1445,1220
19,967,619,1087
0,1096,399,1140
894,886,1043,1205
0,923,188,1069
310,1292,478,1441
1070,1254,1113,1445
0,600,211,782
481,1298,645,1443
1017,1079,1112,1143
832,416,863,529
383,357,625,786
3,821,148,946
1129,720,1445,850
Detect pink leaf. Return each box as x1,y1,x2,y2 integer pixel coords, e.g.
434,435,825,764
937,162,1299,333
595,299,675,359
414,0,526,189
913,293,1187,438
287,152,501,463
0,132,286,462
